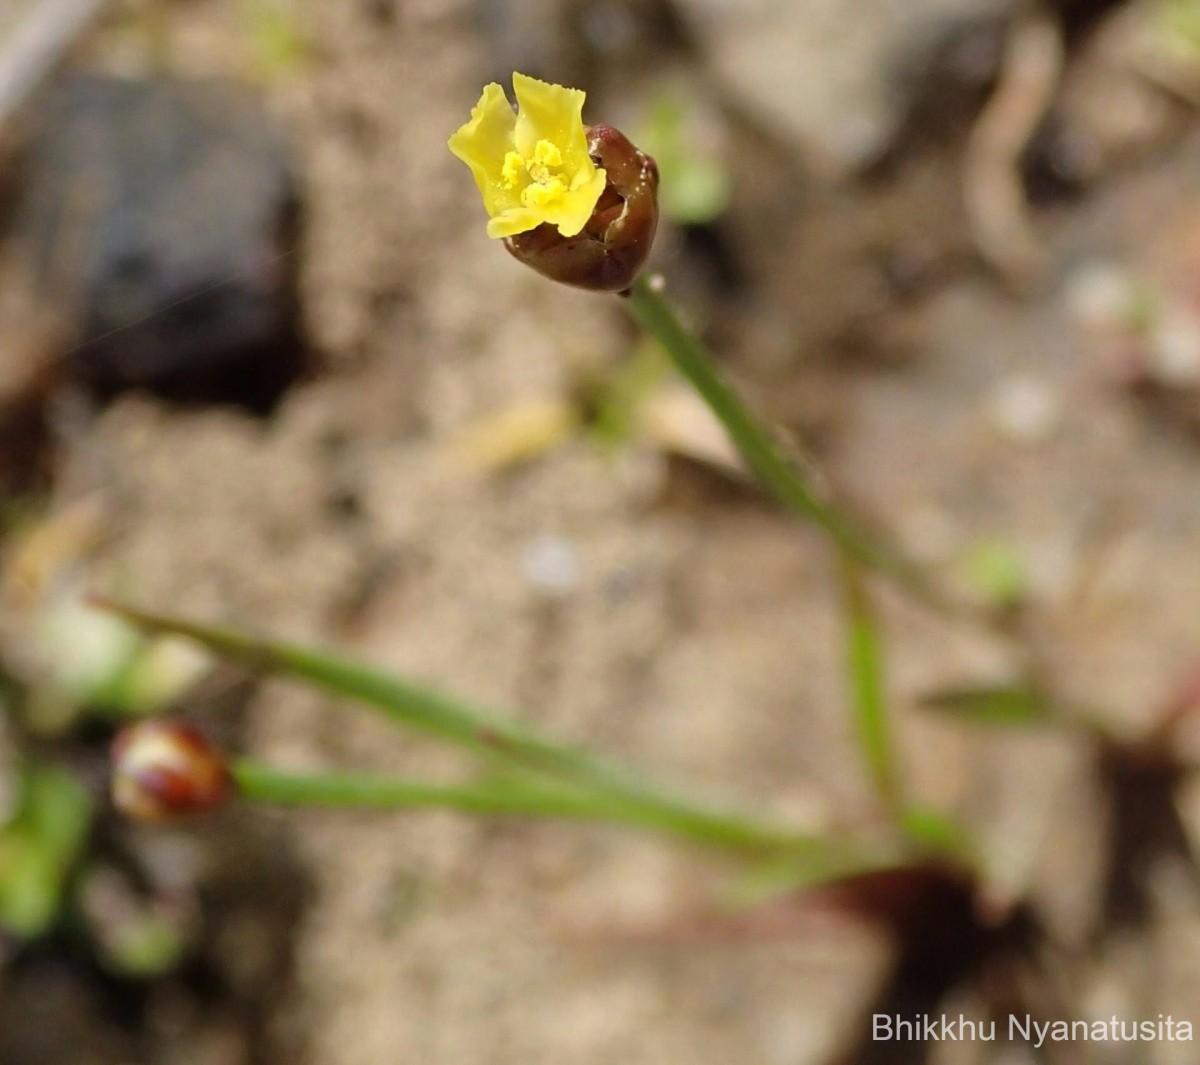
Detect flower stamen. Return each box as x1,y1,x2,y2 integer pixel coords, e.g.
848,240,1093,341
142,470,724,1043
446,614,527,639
528,139,563,179
501,139,572,210
501,151,525,187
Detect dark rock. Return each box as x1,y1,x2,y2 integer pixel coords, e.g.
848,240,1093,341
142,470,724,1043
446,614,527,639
14,74,307,413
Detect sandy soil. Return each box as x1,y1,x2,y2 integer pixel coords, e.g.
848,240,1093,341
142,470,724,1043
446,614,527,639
5,0,1200,1061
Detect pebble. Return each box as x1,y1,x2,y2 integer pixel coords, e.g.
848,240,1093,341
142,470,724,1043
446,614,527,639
1150,304,1200,386
520,534,582,596
1065,261,1138,332
987,374,1062,443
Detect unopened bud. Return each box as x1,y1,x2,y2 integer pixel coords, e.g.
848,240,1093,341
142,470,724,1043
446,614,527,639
111,721,231,822
505,124,659,294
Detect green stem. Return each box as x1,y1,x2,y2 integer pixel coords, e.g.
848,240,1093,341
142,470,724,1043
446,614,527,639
235,763,605,818
839,554,902,816
234,761,886,873
97,599,869,863
626,275,944,607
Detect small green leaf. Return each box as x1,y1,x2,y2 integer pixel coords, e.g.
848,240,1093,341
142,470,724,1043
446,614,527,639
0,763,93,938
921,685,1054,726
24,764,93,858
0,843,61,937
899,805,974,861
637,92,731,225
664,157,730,226
840,557,901,811
589,338,671,449
101,910,191,977
79,866,195,978
1162,0,1200,51
240,0,311,78
958,538,1028,608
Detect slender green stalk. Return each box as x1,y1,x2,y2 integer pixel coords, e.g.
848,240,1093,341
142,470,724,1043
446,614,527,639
235,763,606,818
839,555,901,815
234,761,879,870
626,275,944,607
97,598,879,864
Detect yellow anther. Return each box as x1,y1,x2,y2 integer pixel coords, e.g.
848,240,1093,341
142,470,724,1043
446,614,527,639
501,151,525,188
504,138,570,203
521,177,567,208
532,140,563,168
529,140,566,184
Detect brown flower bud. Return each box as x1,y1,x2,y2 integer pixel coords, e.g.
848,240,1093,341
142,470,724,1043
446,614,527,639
504,124,659,294
111,721,232,822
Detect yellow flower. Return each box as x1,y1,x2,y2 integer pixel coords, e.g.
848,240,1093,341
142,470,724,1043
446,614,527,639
448,73,607,240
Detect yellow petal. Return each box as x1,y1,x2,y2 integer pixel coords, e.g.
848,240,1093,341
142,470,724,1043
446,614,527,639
486,206,549,239
512,72,588,169
450,74,608,240
541,168,607,237
485,165,606,240
447,83,519,216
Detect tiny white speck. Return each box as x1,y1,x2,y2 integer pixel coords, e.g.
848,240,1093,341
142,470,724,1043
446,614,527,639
521,534,581,595
988,374,1061,443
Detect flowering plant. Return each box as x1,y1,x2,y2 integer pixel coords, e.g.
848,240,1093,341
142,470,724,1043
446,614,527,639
449,73,659,293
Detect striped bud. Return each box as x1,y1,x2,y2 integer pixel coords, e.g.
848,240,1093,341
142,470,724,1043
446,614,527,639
111,721,231,822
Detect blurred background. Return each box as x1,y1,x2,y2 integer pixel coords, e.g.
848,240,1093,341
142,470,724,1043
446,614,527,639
1,0,1200,1062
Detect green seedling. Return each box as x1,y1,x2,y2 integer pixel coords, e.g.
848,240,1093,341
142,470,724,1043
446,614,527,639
0,760,92,939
